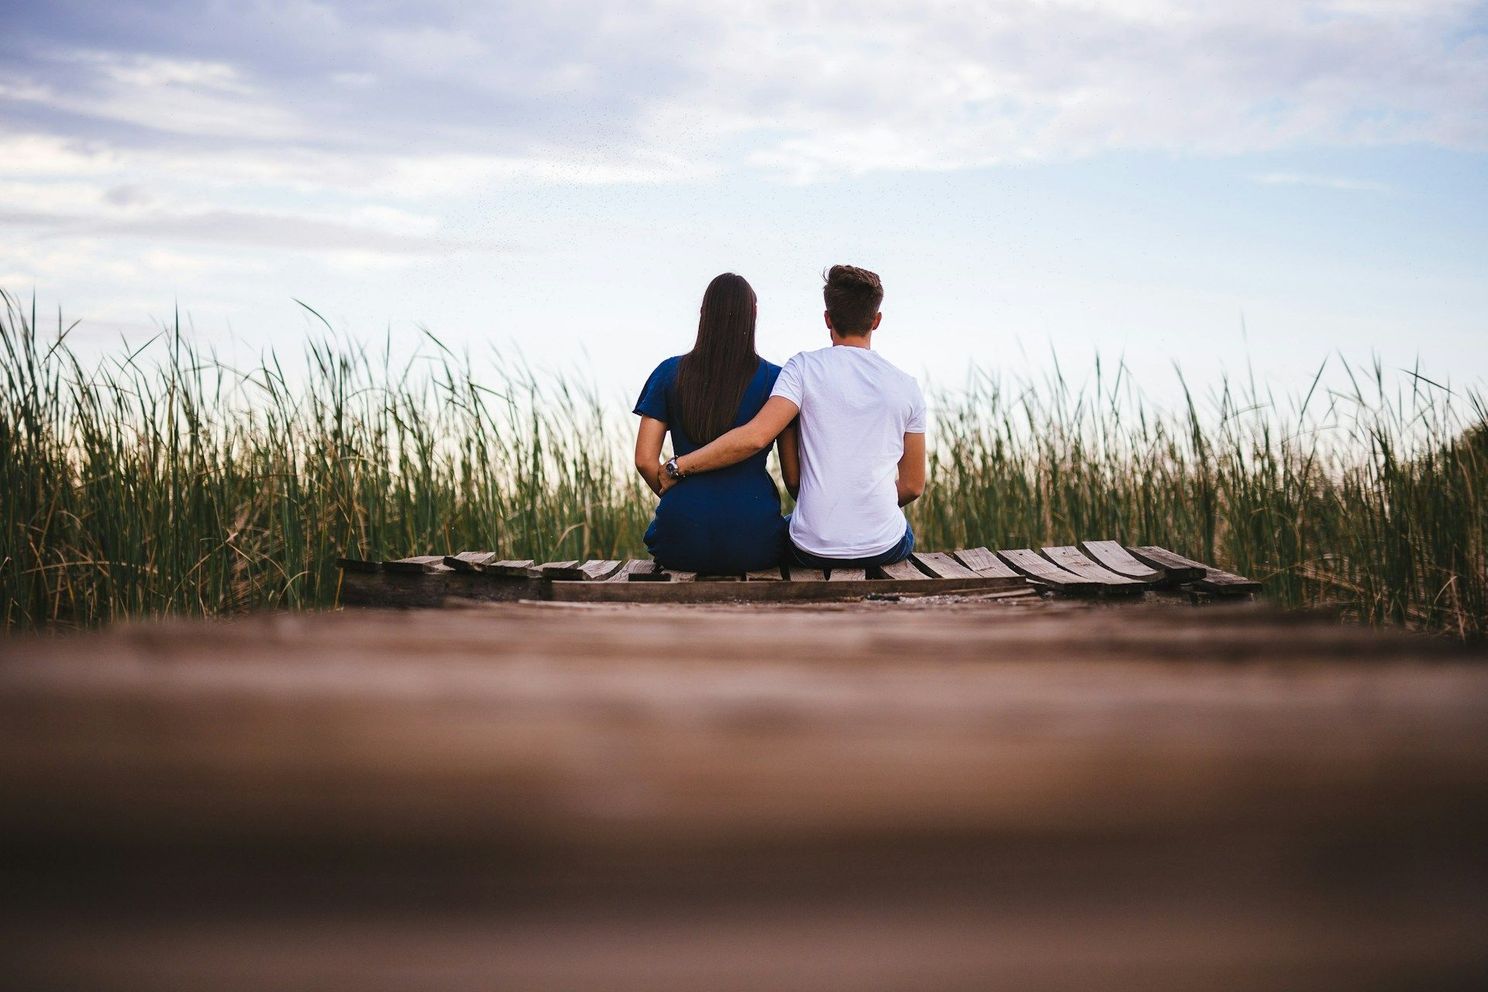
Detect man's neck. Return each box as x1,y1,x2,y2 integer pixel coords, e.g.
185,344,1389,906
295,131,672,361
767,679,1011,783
831,332,873,350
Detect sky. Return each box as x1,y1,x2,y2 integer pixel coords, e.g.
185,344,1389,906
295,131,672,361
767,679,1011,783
3,0,1486,413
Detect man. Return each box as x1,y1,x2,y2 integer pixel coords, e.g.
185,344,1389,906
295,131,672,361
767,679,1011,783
659,264,926,569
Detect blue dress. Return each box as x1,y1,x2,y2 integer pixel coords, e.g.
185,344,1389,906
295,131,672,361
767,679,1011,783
633,356,787,572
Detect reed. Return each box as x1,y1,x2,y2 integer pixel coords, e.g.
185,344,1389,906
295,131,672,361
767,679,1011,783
3,291,1484,637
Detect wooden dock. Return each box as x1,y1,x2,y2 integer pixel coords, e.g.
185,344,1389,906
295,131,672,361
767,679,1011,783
2,597,1485,989
337,540,1262,607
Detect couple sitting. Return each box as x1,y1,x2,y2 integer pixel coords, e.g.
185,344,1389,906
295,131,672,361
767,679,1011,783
633,264,926,574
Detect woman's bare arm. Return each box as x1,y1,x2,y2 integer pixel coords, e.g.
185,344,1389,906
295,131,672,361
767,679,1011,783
634,416,667,496
777,422,801,500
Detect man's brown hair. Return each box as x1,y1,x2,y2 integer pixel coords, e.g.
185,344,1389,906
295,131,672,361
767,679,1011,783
823,264,883,335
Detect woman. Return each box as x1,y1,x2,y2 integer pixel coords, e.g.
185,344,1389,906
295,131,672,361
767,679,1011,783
633,273,798,573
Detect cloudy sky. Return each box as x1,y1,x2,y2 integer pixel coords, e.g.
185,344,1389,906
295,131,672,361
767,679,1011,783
3,0,1486,407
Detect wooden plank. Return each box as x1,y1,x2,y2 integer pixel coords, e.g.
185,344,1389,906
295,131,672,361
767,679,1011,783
484,559,536,577
696,573,744,582
995,549,1100,594
442,551,497,573
339,570,447,607
606,560,653,582
381,555,448,574
1041,546,1147,594
745,567,783,581
334,557,380,573
533,560,584,580
828,568,867,582
913,552,980,580
528,559,630,581
549,577,1036,604
950,547,1022,581
785,565,829,582
6,607,1486,990
873,559,930,581
1129,546,1261,595
1078,540,1166,583
626,563,697,582
576,560,624,581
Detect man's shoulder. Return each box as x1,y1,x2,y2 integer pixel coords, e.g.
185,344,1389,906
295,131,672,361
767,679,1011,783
849,350,921,393
889,362,923,394
783,347,831,367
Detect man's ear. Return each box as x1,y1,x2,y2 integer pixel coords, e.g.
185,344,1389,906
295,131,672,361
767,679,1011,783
823,310,834,330
871,312,882,331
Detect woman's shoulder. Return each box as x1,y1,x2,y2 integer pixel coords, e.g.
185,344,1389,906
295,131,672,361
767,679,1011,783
644,354,686,384
755,356,783,381
635,355,687,420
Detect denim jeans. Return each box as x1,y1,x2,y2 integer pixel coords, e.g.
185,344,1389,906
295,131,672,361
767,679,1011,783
785,519,915,570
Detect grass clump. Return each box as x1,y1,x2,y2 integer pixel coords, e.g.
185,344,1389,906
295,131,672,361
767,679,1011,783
3,291,1485,637
0,292,649,627
916,358,1487,637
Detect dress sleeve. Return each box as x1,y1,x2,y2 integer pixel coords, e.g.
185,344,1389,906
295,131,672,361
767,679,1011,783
905,378,927,434
633,359,673,421
770,354,805,407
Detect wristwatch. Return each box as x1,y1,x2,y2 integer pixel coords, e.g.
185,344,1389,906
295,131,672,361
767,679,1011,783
664,457,685,480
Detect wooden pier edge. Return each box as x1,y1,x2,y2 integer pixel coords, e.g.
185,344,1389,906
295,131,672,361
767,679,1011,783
545,575,1033,604
336,541,1261,607
339,570,542,608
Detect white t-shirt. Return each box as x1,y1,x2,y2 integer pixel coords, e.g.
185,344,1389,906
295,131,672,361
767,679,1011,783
770,346,927,558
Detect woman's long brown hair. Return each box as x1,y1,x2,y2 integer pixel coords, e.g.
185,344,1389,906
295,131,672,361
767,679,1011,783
674,273,759,445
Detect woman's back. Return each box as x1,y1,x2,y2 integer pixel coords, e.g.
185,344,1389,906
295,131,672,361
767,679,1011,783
633,355,785,572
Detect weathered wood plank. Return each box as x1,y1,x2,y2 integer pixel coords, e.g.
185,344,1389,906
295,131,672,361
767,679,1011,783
785,565,829,582
996,549,1100,593
606,560,653,582
696,573,744,582
1079,540,1166,583
443,551,498,573
874,559,930,581
745,567,783,581
335,557,380,573
828,567,867,582
667,570,698,583
1041,546,1147,594
1130,546,1261,594
533,560,584,579
484,559,536,577
628,561,669,581
913,552,980,580
950,547,1022,581
381,555,448,574
340,569,448,606
576,560,624,581
548,577,1036,603
340,569,539,607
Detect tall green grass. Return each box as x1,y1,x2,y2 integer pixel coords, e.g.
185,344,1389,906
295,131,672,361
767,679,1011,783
3,290,1485,636
920,358,1486,637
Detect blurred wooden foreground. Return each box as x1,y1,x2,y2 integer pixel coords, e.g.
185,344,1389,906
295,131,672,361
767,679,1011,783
2,599,1486,990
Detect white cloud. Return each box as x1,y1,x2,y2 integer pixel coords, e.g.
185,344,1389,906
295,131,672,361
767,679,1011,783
9,0,1484,192
7,51,304,141
3,202,491,255
644,0,1488,181
1,0,1482,332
